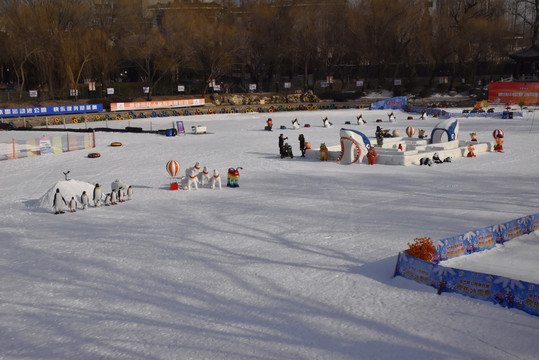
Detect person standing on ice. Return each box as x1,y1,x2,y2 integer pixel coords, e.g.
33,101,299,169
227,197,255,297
81,191,89,209
279,134,288,157
53,188,66,214
93,183,102,207
127,186,133,200
69,196,77,212
298,134,306,157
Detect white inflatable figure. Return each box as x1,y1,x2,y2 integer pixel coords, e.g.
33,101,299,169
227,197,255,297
53,188,66,214
93,183,102,207
209,169,222,190
292,118,300,130
183,168,199,190
356,114,366,125
198,166,211,187
337,128,371,165
388,112,396,123
104,193,111,206
81,191,89,210
127,186,133,200
322,117,332,128
111,190,118,205
69,197,77,212
420,110,428,120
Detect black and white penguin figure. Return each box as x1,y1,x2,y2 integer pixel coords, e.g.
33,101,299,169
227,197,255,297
322,117,332,128
356,114,366,125
127,186,133,200
111,190,118,205
69,197,77,212
104,193,111,206
53,188,67,214
388,112,396,123
420,110,428,120
81,191,89,210
93,184,102,207
292,118,300,130
420,157,433,166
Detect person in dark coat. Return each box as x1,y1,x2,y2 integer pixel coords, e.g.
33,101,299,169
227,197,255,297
279,134,288,157
298,134,306,157
375,126,384,147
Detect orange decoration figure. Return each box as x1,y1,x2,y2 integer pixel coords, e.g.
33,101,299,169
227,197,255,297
467,144,476,157
367,145,377,165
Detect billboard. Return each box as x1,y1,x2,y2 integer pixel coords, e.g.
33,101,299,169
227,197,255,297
488,82,539,105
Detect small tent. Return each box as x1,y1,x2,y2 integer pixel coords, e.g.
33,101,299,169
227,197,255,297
430,119,459,144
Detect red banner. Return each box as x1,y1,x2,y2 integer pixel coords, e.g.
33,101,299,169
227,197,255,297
488,82,539,105
110,98,205,112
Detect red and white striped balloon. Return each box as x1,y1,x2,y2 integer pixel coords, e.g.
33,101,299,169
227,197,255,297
406,126,415,137
166,160,180,177
492,129,504,138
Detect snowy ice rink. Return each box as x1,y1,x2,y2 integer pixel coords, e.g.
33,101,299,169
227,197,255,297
1,105,538,359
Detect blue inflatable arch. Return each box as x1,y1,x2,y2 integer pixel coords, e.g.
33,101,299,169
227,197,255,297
430,119,459,144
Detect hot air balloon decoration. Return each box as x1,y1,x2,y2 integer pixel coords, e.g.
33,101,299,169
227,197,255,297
406,126,415,137
166,160,180,190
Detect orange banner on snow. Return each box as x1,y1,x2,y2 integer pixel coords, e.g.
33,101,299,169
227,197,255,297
110,98,205,112
488,82,539,105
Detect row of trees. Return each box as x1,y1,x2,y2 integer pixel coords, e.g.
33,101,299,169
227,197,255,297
0,0,537,101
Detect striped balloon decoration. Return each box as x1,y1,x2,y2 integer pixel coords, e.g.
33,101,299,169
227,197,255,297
406,126,416,137
166,160,180,177
492,129,504,138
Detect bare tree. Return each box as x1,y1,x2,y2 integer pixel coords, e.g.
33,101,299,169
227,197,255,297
512,0,539,45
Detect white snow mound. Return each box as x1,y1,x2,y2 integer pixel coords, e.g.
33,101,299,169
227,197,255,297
38,179,96,210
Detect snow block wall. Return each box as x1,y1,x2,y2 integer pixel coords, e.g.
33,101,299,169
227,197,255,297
370,96,407,110
0,132,95,161
394,213,539,316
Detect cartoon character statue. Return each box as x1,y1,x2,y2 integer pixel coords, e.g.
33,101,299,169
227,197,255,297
227,167,243,187
470,132,478,142
183,167,199,190
198,166,211,187
467,144,476,157
266,118,273,131
319,143,328,161
493,129,504,152
367,145,377,165
418,128,425,139
210,169,222,190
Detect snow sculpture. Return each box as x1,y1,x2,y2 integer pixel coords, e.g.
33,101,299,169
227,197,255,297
430,119,459,144
337,128,371,165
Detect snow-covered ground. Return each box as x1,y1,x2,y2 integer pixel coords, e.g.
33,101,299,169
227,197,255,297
1,106,538,360
442,231,539,284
